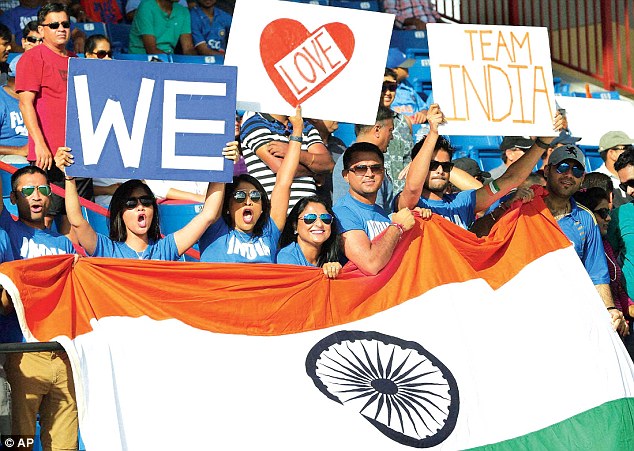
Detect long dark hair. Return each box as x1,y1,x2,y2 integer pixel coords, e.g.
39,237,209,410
280,196,340,267
109,179,161,242
221,174,270,237
573,187,610,212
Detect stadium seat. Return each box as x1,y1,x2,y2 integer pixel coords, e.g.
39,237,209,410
389,30,429,54
113,52,170,62
171,54,224,65
158,202,202,261
332,122,356,147
83,206,109,236
591,91,620,100
580,145,603,171
330,1,379,11
407,56,432,97
293,0,329,4
106,23,131,53
447,135,502,170
74,22,107,37
0,163,28,197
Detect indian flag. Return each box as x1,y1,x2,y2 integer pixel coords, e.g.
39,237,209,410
0,198,632,450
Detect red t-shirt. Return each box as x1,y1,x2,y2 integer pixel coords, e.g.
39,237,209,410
16,45,76,161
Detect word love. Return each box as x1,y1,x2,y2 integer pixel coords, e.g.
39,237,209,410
260,19,355,106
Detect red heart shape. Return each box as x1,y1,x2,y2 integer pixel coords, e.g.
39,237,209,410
260,19,355,107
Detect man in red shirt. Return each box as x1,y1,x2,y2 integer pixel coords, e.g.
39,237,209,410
16,2,92,233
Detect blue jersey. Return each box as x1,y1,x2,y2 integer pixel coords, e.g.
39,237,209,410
0,85,27,148
0,208,75,259
199,217,280,263
277,241,313,267
392,80,428,116
90,233,180,261
415,189,477,229
556,198,609,285
334,192,391,241
190,6,232,52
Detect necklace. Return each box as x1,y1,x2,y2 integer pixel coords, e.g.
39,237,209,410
551,202,571,220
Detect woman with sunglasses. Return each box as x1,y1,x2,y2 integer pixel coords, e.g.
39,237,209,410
574,187,634,324
54,142,238,260
198,106,303,263
84,34,112,60
278,196,341,278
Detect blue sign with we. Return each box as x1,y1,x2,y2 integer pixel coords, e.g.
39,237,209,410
65,59,237,182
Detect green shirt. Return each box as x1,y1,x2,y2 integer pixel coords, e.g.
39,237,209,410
129,0,191,54
607,202,634,298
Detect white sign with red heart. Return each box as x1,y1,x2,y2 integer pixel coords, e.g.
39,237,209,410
225,0,394,125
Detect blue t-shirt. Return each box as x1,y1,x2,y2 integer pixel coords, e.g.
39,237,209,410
334,192,391,241
415,189,477,229
0,6,38,43
0,228,20,344
0,208,75,259
90,232,180,260
190,6,232,52
276,241,314,267
199,217,281,263
0,85,27,148
556,198,609,285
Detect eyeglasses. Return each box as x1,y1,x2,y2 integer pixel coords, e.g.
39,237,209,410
90,50,112,59
25,36,43,44
348,164,384,176
41,21,71,29
232,190,262,203
300,213,333,225
429,160,454,172
554,161,584,178
381,82,397,92
17,185,51,197
619,179,634,193
593,208,611,220
125,195,154,209
612,145,633,152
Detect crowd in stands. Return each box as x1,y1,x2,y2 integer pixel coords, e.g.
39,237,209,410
0,0,632,450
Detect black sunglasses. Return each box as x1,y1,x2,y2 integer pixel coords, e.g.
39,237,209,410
593,208,610,220
619,179,634,193
41,21,71,29
91,50,112,59
381,82,397,92
429,160,454,172
125,195,154,209
299,213,333,225
233,190,262,203
348,164,384,176
25,36,43,44
554,161,584,178
16,185,51,197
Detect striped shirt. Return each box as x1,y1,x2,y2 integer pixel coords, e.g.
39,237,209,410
240,112,323,211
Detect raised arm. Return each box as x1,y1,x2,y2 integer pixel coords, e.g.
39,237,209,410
269,106,303,231
474,111,567,212
173,141,238,255
55,147,98,254
398,104,444,210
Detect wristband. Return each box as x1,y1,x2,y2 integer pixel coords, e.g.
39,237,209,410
64,176,75,181
389,222,405,235
607,306,619,311
288,135,302,143
534,138,550,150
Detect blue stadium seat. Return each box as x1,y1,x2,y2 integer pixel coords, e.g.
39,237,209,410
113,52,170,62
447,135,502,170
293,0,329,4
74,22,107,37
106,23,131,53
580,145,602,171
389,30,429,54
158,202,202,261
591,91,620,100
332,122,356,147
407,56,432,97
330,0,379,11
171,54,224,65
82,206,109,236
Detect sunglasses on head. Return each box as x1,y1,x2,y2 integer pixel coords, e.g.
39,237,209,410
25,36,43,44
233,190,262,203
41,21,71,29
593,208,610,220
125,195,154,209
429,160,454,172
17,185,51,197
381,82,397,93
554,161,584,178
619,179,634,193
300,213,333,225
91,50,112,59
348,164,384,176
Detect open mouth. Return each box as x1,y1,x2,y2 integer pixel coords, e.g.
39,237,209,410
30,204,43,214
243,208,254,224
137,213,147,228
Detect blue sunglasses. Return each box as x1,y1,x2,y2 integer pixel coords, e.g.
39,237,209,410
300,213,333,225
554,161,584,178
